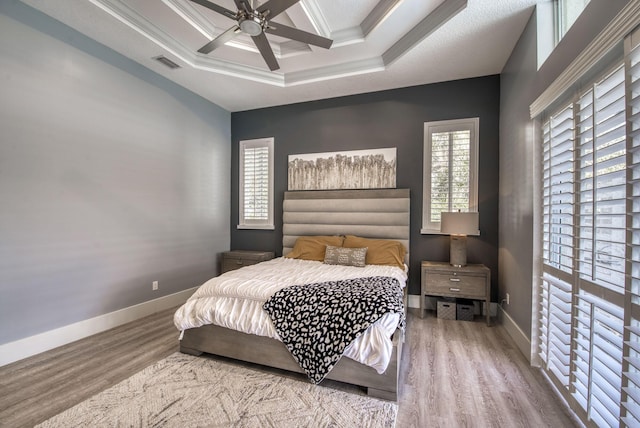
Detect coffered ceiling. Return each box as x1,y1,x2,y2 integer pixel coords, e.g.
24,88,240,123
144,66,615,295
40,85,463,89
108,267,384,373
21,0,538,111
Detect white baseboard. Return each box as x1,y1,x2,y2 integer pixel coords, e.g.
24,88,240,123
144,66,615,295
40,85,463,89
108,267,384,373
0,287,197,367
498,305,532,363
408,294,420,309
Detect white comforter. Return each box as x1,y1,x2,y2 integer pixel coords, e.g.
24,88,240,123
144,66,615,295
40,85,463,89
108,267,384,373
174,257,407,373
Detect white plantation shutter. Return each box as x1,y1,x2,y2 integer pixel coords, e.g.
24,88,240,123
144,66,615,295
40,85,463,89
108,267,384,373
577,66,626,294
573,292,624,427
624,318,640,426
422,118,478,233
538,57,629,427
539,273,572,387
239,138,274,229
543,105,575,274
622,34,640,427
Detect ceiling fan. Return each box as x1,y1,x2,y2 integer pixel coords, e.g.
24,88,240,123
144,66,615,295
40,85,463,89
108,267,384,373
189,0,334,71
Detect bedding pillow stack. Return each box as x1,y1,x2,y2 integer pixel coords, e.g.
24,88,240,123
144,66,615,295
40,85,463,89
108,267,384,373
284,235,344,261
286,234,406,269
342,235,406,269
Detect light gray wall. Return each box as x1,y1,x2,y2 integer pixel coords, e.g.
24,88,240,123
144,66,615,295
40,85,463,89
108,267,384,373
499,0,629,338
0,2,231,345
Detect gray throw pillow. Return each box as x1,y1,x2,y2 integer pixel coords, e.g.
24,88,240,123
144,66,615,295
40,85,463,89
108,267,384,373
323,245,367,267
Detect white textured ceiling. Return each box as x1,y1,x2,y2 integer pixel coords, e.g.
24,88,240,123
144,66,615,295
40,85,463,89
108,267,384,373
20,0,538,112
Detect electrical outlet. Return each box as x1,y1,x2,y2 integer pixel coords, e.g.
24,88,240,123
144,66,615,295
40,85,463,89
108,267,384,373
506,293,510,305
152,281,158,291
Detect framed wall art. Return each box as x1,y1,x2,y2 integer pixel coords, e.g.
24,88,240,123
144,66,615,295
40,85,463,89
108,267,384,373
288,147,396,191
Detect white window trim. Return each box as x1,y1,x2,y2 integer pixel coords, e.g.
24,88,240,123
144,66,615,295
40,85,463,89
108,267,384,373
238,137,274,230
421,117,479,235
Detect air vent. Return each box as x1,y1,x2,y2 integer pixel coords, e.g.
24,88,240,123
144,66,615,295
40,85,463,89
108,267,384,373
152,55,181,69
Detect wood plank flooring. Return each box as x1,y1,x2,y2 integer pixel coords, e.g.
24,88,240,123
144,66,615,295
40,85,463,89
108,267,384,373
0,308,578,427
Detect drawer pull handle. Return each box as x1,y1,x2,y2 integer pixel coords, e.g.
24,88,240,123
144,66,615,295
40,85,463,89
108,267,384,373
449,278,461,282
450,287,461,292
236,260,243,264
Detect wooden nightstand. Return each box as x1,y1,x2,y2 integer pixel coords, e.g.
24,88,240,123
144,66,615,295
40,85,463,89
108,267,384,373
221,250,274,273
421,261,491,325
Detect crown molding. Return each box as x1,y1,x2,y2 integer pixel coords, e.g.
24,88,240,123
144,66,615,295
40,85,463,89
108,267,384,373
299,0,331,38
383,0,467,66
161,0,217,39
87,0,462,88
286,57,386,86
361,0,403,37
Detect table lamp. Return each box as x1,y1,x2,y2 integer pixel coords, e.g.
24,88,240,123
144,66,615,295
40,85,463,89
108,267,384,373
440,212,479,267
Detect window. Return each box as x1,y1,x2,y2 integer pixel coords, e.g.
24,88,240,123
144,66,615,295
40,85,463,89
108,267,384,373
238,137,274,230
555,0,591,44
537,46,640,426
421,118,478,234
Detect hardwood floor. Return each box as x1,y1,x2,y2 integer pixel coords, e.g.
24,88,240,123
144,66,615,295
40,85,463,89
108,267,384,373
396,311,578,427
0,307,578,427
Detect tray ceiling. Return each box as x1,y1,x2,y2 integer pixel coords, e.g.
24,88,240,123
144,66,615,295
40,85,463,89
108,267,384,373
20,0,538,111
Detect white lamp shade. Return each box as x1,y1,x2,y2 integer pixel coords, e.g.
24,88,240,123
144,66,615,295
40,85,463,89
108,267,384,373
440,212,479,236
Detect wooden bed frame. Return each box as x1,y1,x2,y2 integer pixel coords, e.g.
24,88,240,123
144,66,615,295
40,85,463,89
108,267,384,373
180,188,410,401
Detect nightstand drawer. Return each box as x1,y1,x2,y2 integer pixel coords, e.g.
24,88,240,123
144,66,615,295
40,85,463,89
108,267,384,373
425,273,486,298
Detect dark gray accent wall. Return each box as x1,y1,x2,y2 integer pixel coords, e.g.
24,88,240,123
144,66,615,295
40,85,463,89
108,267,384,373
499,0,629,337
0,1,231,345
231,76,500,298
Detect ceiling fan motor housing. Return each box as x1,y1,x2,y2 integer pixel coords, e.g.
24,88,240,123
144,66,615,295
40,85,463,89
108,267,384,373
238,11,265,36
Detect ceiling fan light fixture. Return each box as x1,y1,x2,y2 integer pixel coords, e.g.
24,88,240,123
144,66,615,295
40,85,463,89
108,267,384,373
239,16,263,36
188,0,333,71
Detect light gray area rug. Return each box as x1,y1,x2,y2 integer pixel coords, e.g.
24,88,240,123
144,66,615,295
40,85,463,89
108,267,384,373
37,352,397,428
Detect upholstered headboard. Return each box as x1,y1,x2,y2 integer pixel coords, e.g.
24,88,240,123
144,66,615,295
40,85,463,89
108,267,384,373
282,189,410,263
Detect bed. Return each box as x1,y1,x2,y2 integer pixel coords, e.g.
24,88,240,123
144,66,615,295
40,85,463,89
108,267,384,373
174,188,410,401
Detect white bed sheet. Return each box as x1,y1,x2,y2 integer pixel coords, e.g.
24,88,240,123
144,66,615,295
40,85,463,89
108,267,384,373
174,257,407,374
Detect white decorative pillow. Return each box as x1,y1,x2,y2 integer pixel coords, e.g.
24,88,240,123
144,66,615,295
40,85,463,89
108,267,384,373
323,245,367,267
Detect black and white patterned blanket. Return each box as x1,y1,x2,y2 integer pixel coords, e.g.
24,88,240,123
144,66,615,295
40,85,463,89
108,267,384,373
262,276,405,384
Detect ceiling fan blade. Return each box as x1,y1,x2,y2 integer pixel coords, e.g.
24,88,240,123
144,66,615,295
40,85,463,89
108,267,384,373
265,23,333,49
197,25,240,54
251,33,280,71
188,0,237,20
233,0,250,13
256,0,300,19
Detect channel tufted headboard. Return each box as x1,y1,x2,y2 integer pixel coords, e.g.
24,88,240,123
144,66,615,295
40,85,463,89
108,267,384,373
282,189,410,263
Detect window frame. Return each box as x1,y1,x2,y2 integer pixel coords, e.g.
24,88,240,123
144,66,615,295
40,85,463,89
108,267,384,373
554,0,591,45
238,137,274,230
421,117,479,234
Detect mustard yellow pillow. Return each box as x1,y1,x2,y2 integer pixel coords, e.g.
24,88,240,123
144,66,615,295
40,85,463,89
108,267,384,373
342,235,406,269
285,235,345,261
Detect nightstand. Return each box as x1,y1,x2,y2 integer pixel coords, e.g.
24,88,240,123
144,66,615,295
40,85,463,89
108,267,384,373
421,261,491,325
221,250,275,273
